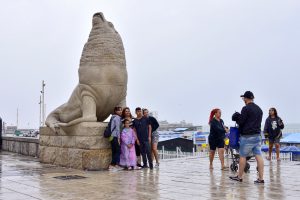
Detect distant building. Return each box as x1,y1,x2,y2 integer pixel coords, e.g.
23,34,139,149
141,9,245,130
158,120,199,131
5,126,17,134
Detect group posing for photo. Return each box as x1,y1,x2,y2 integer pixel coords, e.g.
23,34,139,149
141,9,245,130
107,106,160,171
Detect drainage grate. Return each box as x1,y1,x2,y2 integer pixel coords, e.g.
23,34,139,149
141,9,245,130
53,175,87,180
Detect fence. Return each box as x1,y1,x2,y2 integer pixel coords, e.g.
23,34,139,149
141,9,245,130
158,146,295,161
158,146,209,160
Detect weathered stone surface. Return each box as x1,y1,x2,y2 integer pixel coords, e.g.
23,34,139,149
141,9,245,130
54,148,69,167
49,136,62,147
45,12,127,133
2,136,39,157
61,136,76,148
68,149,83,169
61,122,107,136
2,140,8,151
39,135,50,146
29,143,38,157
82,149,111,170
39,122,111,170
20,142,29,155
39,146,59,164
8,141,15,152
76,136,101,149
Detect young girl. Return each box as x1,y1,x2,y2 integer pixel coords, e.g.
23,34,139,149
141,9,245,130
120,119,138,170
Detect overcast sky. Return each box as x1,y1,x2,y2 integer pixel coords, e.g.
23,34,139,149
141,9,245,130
0,0,299,128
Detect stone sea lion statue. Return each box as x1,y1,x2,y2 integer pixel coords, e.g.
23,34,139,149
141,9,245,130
46,12,127,132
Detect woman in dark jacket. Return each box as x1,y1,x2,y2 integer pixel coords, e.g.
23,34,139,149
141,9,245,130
208,108,229,170
264,108,284,161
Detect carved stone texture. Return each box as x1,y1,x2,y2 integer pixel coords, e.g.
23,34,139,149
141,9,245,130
45,12,127,132
39,122,111,170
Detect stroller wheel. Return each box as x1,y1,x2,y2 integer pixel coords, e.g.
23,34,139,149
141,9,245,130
244,162,250,173
230,163,238,172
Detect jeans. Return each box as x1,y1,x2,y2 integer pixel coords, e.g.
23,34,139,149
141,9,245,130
140,141,153,167
111,137,120,165
240,135,262,157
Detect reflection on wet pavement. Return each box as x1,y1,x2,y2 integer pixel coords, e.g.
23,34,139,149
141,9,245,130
0,151,300,200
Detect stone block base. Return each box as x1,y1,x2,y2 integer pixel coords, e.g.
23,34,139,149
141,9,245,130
39,122,111,170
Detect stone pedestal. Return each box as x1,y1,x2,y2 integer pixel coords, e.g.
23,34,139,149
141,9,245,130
39,122,111,170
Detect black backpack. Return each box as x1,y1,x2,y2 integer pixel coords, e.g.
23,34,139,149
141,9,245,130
103,116,116,138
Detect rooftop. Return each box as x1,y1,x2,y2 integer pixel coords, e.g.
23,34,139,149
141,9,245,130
0,151,300,200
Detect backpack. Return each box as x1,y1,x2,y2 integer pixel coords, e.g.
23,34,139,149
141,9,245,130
103,116,116,138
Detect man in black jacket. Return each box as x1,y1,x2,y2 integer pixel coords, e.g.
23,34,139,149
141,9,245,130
230,91,264,184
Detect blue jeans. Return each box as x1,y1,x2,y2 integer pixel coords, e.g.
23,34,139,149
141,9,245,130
239,135,262,157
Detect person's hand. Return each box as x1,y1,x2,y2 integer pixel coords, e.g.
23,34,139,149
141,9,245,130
225,127,229,133
127,144,133,148
148,137,151,143
137,140,140,146
118,138,121,145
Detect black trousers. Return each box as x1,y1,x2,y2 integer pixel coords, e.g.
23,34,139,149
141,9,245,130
111,137,120,165
140,141,153,167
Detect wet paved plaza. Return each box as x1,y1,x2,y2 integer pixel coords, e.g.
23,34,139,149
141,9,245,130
0,151,300,200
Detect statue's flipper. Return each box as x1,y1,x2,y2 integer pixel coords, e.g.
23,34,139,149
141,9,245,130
58,95,97,127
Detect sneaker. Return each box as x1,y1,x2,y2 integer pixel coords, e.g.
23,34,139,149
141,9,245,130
229,176,243,182
254,179,265,184
155,163,160,168
134,166,142,170
137,163,142,168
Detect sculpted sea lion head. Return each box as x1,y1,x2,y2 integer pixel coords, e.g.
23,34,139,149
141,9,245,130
80,12,126,69
92,12,118,34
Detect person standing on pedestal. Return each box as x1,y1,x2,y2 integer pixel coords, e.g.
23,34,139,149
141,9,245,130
133,107,153,169
230,91,264,184
109,106,122,170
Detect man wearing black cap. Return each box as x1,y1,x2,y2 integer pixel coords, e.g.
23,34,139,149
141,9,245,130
230,91,264,184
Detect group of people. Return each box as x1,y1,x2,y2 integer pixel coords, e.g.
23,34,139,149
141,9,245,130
208,91,284,184
108,107,160,170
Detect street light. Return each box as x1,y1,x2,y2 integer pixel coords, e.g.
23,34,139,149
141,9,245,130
40,80,46,126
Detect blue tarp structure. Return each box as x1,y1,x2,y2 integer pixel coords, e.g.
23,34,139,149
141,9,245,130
280,133,300,144
280,146,300,154
261,145,300,154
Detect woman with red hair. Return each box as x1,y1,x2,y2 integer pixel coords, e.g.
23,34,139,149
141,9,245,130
208,108,229,170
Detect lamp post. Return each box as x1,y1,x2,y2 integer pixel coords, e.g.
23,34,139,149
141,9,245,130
39,95,42,127
40,80,46,126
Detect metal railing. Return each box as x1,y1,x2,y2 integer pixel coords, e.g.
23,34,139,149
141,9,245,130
158,146,296,161
158,146,209,160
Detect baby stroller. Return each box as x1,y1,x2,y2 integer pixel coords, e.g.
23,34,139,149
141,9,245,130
229,127,251,173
